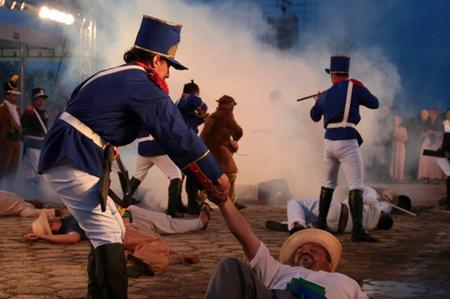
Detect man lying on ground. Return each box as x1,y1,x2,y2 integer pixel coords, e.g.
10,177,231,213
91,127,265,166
0,189,63,218
24,209,208,277
266,186,411,235
124,186,210,235
202,190,368,299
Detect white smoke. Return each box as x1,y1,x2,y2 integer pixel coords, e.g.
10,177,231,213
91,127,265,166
56,0,402,203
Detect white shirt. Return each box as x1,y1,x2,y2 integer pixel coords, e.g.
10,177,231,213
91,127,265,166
249,243,368,299
443,120,450,133
287,186,392,232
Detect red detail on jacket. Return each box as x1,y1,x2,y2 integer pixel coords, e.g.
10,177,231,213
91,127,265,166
134,62,170,95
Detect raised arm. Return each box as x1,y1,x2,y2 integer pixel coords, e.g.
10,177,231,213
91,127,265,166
211,193,261,260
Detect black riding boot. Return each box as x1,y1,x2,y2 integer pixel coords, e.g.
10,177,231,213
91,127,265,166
87,246,102,299
349,189,379,242
185,176,201,215
167,178,184,218
94,243,128,299
316,187,334,230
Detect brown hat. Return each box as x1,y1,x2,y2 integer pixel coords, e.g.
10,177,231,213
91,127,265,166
31,212,53,236
279,228,342,271
216,95,236,106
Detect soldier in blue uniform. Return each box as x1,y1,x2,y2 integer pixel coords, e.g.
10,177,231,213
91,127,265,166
134,129,185,218
38,15,228,298
21,88,49,188
176,80,209,214
310,55,379,242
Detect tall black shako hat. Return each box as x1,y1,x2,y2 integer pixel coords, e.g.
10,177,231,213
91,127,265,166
3,74,21,95
134,15,187,70
31,87,48,100
183,80,199,95
325,55,350,74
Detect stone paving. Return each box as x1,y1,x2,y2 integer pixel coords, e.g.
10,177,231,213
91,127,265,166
1,196,450,298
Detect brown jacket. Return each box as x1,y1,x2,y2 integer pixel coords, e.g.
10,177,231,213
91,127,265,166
200,107,243,173
0,102,21,179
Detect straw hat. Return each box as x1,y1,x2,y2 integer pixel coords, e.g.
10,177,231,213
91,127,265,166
31,212,52,236
279,228,342,272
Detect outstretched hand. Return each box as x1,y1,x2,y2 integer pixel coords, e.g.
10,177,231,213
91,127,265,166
206,174,230,206
24,233,40,242
313,91,323,101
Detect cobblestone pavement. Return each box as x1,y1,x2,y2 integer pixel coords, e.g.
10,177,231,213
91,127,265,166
0,202,449,299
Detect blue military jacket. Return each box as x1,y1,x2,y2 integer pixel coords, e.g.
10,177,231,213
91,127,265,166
310,79,379,145
176,94,207,134
138,94,208,157
137,129,166,157
38,64,223,187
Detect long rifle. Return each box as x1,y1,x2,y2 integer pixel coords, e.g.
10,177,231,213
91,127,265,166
296,91,322,102
380,195,417,217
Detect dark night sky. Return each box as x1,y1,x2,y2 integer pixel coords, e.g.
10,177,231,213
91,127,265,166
316,0,450,113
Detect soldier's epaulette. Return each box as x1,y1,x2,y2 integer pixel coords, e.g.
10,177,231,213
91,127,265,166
349,79,364,87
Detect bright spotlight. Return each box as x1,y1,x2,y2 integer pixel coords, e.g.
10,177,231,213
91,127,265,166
39,6,74,25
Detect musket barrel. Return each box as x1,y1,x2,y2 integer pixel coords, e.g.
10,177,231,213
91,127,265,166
296,93,318,102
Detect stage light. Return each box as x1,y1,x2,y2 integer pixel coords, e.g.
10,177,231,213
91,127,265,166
0,0,5,7
39,6,74,25
10,1,17,10
19,1,25,10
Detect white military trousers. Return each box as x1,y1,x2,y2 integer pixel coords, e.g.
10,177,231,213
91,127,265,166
134,154,182,182
43,164,126,248
323,139,364,190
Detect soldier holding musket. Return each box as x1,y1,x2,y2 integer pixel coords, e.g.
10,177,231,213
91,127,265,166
310,55,379,242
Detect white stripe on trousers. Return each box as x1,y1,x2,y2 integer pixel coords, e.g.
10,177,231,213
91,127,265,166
323,139,364,190
43,164,125,248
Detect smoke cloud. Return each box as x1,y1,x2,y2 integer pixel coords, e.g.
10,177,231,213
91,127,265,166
53,0,402,204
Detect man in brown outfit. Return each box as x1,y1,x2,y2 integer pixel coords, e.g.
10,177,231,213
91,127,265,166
0,75,22,185
201,95,244,208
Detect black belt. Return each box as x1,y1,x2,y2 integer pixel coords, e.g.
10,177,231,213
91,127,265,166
337,203,349,234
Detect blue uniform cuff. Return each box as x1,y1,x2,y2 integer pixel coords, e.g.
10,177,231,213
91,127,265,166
183,151,223,190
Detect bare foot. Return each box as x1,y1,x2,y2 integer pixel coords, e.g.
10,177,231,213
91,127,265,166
199,203,211,230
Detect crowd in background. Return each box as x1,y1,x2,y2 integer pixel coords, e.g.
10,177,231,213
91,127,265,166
365,106,450,183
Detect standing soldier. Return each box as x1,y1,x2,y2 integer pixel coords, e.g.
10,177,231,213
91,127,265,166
21,87,49,187
310,55,379,242
0,75,22,185
134,129,185,218
201,95,244,208
38,16,228,299
176,80,209,214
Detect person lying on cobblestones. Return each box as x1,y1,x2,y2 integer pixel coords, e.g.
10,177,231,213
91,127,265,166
125,203,210,235
202,193,368,299
25,212,202,277
119,186,211,234
265,186,411,235
0,189,63,218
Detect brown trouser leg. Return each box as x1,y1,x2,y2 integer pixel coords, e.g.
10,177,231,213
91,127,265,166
225,173,237,203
